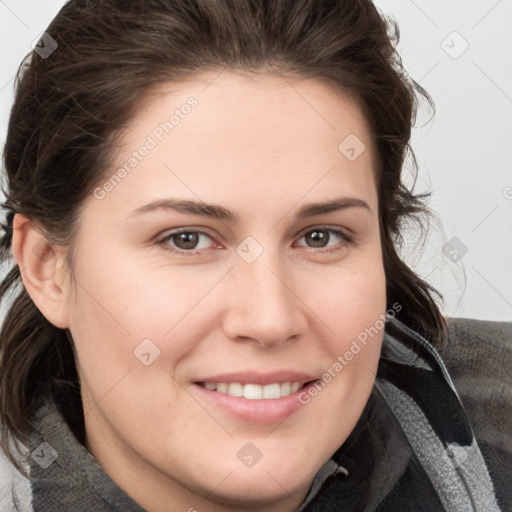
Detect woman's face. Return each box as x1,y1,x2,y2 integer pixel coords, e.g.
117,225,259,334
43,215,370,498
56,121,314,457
63,71,386,511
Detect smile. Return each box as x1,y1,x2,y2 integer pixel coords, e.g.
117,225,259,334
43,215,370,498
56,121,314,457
197,381,308,399
193,373,319,423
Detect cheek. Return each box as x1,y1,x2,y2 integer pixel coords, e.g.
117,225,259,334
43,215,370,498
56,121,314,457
65,252,207,399
301,255,387,407
311,255,387,349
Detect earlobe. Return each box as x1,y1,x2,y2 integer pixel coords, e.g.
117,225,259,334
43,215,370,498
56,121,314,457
11,213,70,329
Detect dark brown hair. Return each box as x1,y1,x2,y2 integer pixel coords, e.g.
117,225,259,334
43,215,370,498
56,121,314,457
0,0,446,472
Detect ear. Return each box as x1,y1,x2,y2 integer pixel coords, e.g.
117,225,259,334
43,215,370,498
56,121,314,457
11,213,70,329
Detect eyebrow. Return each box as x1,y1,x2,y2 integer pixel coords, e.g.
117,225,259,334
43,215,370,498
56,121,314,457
126,196,372,221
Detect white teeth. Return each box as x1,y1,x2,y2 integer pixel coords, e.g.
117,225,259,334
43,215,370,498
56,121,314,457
280,382,291,397
263,383,280,399
244,384,263,399
227,382,244,397
201,381,304,399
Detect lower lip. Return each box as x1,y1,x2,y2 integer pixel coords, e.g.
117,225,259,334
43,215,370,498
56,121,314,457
193,382,316,424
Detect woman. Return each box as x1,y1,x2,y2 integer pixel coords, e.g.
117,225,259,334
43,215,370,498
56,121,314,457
0,1,508,511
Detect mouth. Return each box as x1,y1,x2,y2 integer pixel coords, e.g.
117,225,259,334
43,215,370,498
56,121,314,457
192,375,319,424
196,381,313,399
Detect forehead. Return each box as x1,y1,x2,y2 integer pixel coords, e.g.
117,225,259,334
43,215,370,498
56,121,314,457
94,71,378,217
133,71,374,153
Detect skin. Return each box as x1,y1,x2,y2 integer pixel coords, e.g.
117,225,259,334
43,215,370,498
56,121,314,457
13,71,387,512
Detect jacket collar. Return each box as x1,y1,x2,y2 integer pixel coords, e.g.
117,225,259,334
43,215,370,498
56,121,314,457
298,316,500,511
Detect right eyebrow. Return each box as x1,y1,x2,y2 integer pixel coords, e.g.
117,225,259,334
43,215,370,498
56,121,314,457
126,199,238,222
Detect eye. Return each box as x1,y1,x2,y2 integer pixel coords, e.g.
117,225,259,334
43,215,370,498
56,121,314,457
158,229,215,253
295,227,353,252
156,226,353,256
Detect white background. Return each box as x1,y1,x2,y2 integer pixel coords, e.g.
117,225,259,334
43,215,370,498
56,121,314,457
1,0,511,321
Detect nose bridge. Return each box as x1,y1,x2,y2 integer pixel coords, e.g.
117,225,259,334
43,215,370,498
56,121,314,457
223,246,303,347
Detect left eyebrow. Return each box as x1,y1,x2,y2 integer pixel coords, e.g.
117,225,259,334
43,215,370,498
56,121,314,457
296,197,372,218
126,196,372,221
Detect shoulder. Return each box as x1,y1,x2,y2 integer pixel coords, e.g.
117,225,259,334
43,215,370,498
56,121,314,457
0,428,33,511
441,316,512,369
438,317,512,512
440,317,512,403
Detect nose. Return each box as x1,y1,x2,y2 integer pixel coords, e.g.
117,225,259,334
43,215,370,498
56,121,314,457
221,256,307,348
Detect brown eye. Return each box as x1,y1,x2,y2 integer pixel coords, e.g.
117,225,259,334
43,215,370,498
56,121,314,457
304,229,330,248
158,230,215,253
297,227,353,251
173,232,200,250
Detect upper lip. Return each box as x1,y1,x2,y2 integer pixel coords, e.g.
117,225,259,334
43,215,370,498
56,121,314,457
194,371,318,386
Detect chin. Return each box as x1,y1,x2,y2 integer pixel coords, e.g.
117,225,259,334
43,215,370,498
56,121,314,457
202,470,309,509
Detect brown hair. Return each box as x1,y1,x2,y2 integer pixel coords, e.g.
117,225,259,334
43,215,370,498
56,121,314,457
0,0,445,472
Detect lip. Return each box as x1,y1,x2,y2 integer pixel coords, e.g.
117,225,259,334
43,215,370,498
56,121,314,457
194,370,318,386
192,371,319,424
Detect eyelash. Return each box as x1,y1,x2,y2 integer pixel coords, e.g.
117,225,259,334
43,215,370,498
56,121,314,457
155,227,354,256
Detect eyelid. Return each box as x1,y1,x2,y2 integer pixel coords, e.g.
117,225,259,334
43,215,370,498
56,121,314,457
293,227,354,255
156,227,218,253
295,225,353,243
156,225,354,255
